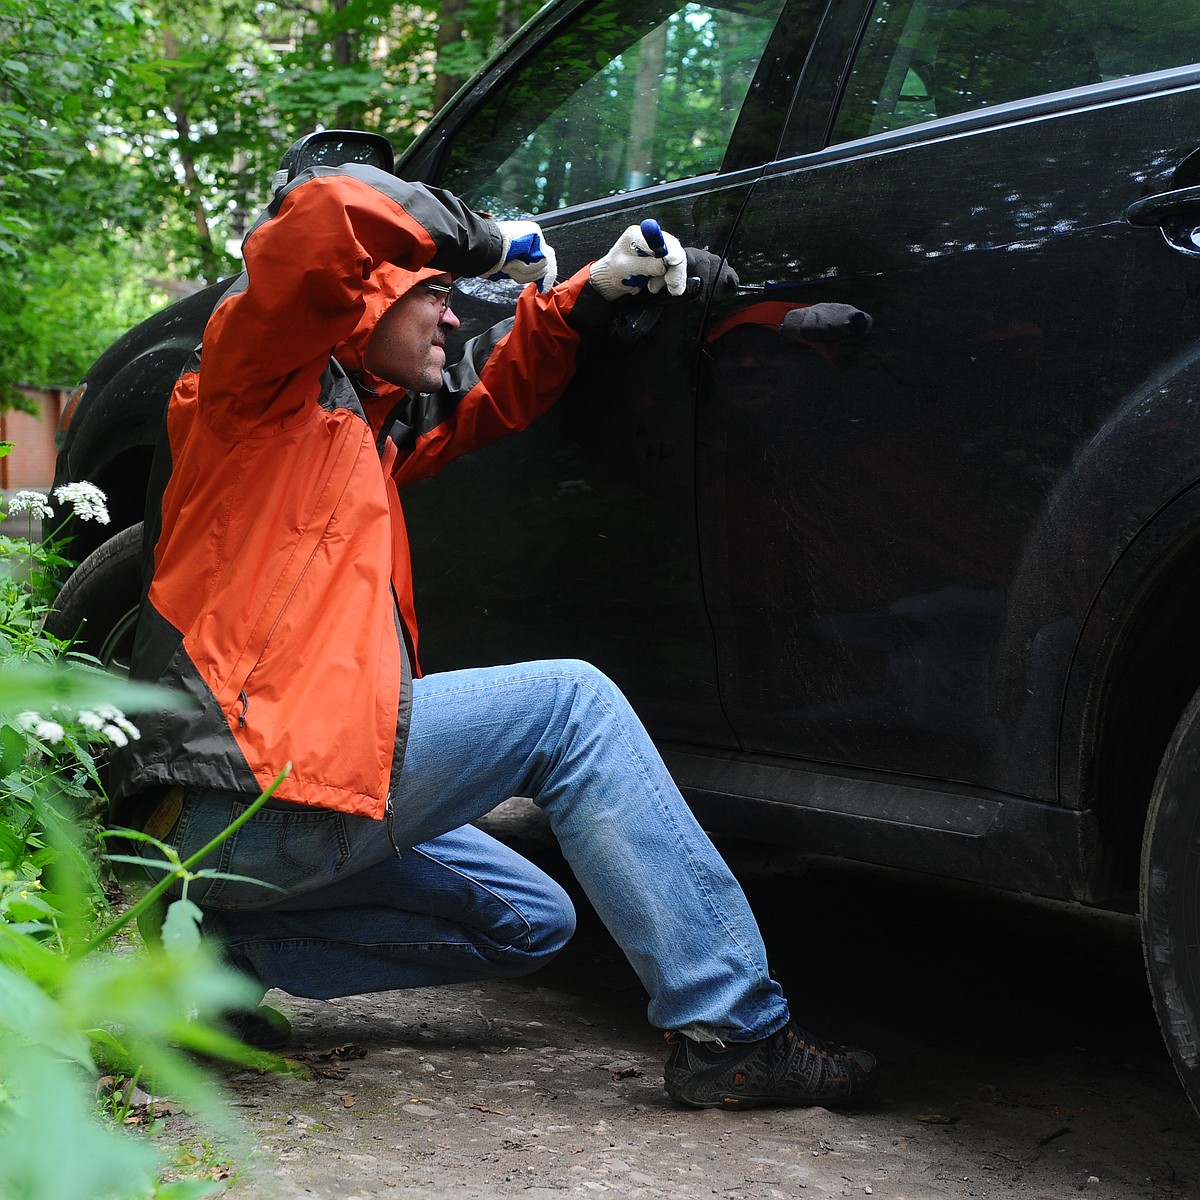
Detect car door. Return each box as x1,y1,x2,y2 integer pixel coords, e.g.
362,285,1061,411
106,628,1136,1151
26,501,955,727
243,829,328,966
698,0,1200,796
393,0,823,744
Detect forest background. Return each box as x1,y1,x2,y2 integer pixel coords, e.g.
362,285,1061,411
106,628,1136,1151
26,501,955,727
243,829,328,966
0,0,542,408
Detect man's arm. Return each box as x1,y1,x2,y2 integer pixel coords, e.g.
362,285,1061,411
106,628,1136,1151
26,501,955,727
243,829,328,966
389,266,611,487
389,221,691,486
195,166,504,434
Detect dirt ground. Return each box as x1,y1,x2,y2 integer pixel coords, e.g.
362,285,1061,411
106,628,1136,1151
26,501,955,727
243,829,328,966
190,801,1200,1199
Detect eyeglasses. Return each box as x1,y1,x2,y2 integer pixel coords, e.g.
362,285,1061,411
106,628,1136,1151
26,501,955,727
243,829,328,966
422,281,455,313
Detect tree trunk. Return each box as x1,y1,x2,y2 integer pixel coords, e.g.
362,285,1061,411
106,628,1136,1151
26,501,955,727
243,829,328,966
330,0,363,129
434,0,468,114
160,27,220,284
626,22,666,191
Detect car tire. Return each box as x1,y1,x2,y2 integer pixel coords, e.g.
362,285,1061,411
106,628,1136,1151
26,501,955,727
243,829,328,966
44,521,144,673
1140,685,1200,1117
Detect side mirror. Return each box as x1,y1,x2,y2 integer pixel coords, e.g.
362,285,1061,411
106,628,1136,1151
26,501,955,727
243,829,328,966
272,130,396,193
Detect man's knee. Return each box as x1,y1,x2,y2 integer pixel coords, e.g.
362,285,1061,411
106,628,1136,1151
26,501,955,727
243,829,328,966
551,658,630,720
529,879,577,958
542,885,577,953
500,882,576,978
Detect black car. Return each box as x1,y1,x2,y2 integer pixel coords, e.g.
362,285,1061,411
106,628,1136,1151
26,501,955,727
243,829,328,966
49,0,1200,1113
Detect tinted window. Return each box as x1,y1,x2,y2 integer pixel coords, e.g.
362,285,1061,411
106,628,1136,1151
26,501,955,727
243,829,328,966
438,0,787,216
832,0,1200,144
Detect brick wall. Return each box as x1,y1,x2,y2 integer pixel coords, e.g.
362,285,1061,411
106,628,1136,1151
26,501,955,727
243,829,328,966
3,387,64,488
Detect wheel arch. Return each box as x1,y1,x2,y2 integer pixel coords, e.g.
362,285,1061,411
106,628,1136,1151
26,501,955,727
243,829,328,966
51,279,228,565
989,335,1200,810
1063,485,1200,899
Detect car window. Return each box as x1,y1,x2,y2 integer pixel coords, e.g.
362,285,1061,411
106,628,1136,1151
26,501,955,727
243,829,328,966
436,0,788,216
831,0,1200,144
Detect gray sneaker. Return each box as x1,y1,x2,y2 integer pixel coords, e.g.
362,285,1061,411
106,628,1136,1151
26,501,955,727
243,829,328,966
664,1019,877,1109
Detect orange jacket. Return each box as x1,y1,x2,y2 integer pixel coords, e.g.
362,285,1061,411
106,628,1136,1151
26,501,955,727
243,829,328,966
114,165,609,817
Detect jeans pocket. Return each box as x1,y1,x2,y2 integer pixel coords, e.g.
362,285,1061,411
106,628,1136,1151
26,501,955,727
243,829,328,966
178,789,351,910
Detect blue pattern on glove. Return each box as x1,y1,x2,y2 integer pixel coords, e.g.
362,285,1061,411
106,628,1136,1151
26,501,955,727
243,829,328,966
502,230,546,266
485,219,558,291
619,218,668,288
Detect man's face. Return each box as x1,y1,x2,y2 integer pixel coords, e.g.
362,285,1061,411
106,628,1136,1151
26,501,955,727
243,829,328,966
363,275,460,393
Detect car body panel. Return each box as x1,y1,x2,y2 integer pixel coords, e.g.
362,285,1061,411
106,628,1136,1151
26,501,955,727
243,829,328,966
697,71,1200,800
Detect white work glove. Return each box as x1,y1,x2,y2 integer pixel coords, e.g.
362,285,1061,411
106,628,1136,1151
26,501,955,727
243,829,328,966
589,219,687,300
485,220,558,292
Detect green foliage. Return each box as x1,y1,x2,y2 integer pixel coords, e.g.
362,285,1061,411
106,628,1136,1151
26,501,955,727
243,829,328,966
0,0,180,399
0,0,545,399
439,0,786,216
0,240,170,407
0,479,289,1199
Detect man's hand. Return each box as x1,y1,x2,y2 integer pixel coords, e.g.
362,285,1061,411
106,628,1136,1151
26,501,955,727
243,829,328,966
682,247,739,301
590,221,687,300
486,220,558,292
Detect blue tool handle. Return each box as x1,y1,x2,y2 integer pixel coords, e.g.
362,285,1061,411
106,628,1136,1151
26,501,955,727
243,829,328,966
640,218,668,258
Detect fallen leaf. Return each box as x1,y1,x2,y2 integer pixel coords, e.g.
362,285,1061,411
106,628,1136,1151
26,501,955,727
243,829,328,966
314,1065,351,1080
343,1093,356,1108
287,1043,367,1070
914,1113,960,1125
317,1043,367,1061
611,1067,642,1081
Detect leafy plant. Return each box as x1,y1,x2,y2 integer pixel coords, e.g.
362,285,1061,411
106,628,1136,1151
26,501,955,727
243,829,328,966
0,478,290,1199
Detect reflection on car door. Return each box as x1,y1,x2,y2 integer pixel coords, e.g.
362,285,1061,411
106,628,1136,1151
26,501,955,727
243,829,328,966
699,0,1200,797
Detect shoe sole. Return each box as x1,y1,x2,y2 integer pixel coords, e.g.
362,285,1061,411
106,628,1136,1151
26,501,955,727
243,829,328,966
666,1077,873,1110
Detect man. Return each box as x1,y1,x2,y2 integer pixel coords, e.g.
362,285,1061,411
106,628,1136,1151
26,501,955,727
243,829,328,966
115,160,877,1110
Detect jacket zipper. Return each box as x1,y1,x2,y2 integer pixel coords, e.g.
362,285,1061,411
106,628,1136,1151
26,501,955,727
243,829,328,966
384,798,403,858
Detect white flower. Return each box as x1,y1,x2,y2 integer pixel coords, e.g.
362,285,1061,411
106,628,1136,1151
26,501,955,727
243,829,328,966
111,715,140,742
6,491,54,521
53,482,110,525
16,704,140,749
79,705,140,744
12,711,65,744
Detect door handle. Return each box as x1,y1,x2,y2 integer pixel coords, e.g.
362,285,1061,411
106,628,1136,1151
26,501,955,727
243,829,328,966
1125,184,1200,227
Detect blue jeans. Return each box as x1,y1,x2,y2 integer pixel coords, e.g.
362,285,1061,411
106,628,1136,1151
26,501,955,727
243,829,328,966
167,660,789,1042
